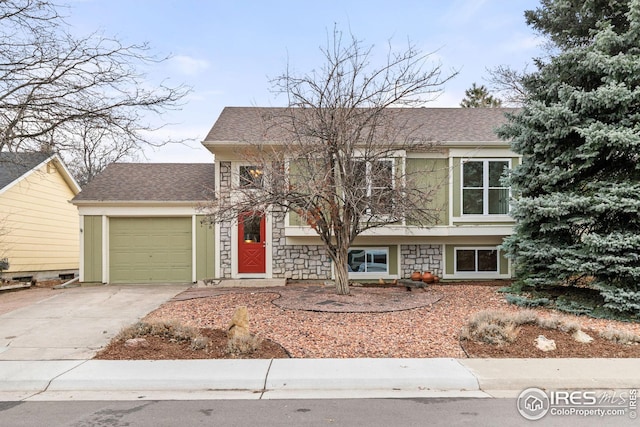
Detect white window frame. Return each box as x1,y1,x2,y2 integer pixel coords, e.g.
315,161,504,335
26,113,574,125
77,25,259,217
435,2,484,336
235,163,265,189
454,246,500,275
353,158,396,217
461,158,511,216
347,247,390,277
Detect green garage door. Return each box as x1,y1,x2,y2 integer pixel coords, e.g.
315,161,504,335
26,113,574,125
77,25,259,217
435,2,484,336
110,217,192,283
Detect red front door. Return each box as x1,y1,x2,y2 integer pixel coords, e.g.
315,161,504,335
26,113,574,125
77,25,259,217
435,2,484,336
238,212,266,274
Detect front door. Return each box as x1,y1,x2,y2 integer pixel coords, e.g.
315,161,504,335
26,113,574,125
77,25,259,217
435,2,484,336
238,212,266,274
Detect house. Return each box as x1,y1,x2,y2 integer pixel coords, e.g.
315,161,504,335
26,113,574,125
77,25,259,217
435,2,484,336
0,152,81,280
72,107,519,284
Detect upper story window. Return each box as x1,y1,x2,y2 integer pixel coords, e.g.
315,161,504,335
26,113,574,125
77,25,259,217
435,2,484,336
353,159,394,215
238,165,264,189
462,159,510,215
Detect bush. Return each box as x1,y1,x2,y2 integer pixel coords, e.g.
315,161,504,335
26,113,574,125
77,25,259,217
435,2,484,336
505,294,551,308
462,310,521,345
599,328,640,345
116,320,206,348
226,333,262,355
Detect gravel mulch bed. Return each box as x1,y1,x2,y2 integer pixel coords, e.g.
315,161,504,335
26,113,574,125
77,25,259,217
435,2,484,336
145,283,640,359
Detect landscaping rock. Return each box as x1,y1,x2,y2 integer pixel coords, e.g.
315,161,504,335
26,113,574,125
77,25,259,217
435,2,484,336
573,330,594,343
227,306,250,339
124,338,149,348
535,335,556,352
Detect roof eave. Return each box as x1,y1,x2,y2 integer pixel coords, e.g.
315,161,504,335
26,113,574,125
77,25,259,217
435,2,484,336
70,200,209,207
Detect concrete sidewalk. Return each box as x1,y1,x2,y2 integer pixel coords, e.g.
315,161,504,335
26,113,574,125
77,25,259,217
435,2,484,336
0,357,637,401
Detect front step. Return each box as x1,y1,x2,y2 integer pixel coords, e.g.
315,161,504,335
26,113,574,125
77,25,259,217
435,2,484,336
196,278,287,288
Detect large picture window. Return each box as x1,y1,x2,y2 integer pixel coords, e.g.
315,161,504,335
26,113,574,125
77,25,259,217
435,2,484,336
347,248,389,273
462,159,509,215
353,159,394,215
455,248,498,273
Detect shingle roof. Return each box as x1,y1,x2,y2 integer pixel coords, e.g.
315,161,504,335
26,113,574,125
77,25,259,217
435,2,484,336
72,163,215,203
204,107,518,145
0,152,51,190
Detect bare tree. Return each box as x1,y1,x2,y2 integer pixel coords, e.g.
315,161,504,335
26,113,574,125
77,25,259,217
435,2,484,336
485,65,529,107
60,119,140,186
205,30,456,295
0,0,190,178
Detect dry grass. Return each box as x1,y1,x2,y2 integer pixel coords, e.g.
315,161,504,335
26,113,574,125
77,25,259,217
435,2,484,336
116,319,205,344
599,328,640,345
226,333,262,355
461,309,640,347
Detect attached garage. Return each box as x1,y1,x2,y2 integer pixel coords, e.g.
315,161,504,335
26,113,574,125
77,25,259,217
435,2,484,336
72,163,217,284
109,217,192,283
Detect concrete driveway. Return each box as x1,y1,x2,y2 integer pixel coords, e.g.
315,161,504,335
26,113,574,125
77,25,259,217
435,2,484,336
0,284,190,360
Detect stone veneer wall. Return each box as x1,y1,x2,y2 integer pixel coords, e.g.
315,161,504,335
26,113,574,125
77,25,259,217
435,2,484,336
219,161,233,278
271,208,332,280
400,244,442,278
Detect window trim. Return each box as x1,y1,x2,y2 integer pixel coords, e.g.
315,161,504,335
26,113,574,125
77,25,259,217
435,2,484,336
347,247,390,276
353,158,396,217
460,158,511,216
234,163,265,189
453,246,500,275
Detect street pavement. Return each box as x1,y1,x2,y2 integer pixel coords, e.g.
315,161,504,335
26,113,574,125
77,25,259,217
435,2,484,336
0,284,638,401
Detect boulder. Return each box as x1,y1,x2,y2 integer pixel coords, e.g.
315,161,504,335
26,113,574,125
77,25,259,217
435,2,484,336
227,306,250,339
573,330,594,343
535,335,556,352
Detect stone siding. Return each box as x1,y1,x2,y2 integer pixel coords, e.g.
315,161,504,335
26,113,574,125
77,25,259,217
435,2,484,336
400,244,442,278
271,208,332,280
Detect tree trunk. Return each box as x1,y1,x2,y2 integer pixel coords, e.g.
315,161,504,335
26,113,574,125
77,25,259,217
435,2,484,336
334,247,351,295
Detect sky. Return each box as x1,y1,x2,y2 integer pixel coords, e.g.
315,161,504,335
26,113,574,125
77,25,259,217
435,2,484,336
65,0,545,163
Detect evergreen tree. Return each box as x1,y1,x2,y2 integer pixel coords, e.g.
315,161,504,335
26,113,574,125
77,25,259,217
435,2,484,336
460,83,502,107
500,0,640,317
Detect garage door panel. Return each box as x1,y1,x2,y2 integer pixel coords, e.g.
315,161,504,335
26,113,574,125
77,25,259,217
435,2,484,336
109,218,192,283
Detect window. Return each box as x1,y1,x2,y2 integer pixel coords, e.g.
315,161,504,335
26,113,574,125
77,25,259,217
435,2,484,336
347,248,389,273
239,165,264,188
455,248,498,273
462,160,509,215
353,159,394,215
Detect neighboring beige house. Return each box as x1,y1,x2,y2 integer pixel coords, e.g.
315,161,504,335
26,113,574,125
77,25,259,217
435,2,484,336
72,107,519,284
0,152,81,280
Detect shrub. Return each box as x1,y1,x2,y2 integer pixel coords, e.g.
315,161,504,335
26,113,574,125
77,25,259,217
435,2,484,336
190,336,210,351
462,310,520,345
599,328,640,345
115,320,207,349
226,333,262,355
505,294,551,308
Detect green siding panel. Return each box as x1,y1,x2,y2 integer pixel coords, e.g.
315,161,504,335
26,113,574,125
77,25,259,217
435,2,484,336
445,245,455,275
452,158,462,218
83,216,102,282
406,158,449,226
500,250,509,275
109,217,192,283
196,215,215,279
